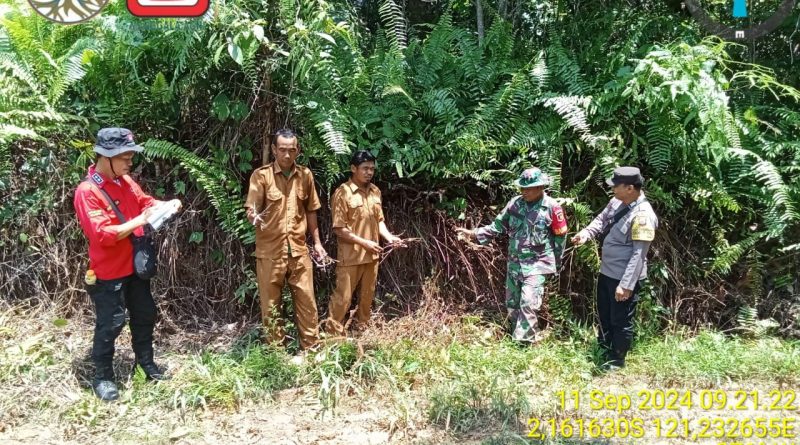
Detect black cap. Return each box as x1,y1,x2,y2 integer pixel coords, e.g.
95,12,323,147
93,128,143,157
606,166,644,186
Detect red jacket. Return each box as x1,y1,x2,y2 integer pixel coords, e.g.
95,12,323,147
74,165,155,280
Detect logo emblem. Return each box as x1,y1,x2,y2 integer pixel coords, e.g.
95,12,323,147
28,0,110,24
684,0,797,40
127,0,209,17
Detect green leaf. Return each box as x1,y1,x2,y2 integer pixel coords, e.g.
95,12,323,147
19,233,28,243
230,101,248,121
212,93,230,120
253,25,265,42
213,44,226,65
189,231,204,244
315,32,336,45
174,180,186,195
228,43,244,65
394,161,404,178
53,318,68,328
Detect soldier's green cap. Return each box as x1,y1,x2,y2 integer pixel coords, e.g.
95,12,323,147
514,167,550,188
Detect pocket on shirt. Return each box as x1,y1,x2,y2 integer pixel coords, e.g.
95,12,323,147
509,217,527,239
372,198,382,218
296,187,309,212
529,218,550,246
264,189,283,221
348,196,364,219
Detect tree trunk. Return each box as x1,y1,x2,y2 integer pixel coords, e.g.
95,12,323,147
476,0,485,45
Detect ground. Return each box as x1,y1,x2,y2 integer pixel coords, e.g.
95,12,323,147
1,300,798,445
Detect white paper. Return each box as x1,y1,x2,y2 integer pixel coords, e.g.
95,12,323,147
147,200,180,231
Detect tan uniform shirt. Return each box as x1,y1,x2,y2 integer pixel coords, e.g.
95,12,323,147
332,180,385,267
245,162,321,259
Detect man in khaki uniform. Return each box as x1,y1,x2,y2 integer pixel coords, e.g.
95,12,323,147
245,129,327,350
325,151,404,336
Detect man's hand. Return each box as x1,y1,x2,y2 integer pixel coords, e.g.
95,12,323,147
362,240,383,254
137,207,155,226
386,235,406,248
455,227,475,241
247,205,266,226
170,199,183,211
571,232,588,245
615,286,633,302
313,243,328,260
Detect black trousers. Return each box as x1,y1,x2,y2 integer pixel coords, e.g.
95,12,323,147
87,274,156,367
596,273,640,365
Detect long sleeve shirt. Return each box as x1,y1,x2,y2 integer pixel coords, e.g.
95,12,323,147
475,194,568,276
74,165,155,280
578,193,658,289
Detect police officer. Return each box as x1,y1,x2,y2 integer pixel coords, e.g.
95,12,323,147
456,168,568,344
74,128,180,401
245,129,327,353
571,166,658,369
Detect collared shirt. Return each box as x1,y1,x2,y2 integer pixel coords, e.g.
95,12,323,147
245,162,322,259
475,194,568,276
578,193,658,289
74,165,155,280
331,180,385,266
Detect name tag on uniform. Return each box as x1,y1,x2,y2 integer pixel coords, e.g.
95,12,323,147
88,210,103,217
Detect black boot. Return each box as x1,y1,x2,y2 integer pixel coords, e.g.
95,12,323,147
601,349,626,371
135,351,169,381
92,364,119,401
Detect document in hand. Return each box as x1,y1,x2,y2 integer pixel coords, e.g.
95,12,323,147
147,200,180,231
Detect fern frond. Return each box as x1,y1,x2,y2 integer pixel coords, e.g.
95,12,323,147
541,95,602,147
314,116,351,155
710,232,762,275
378,0,407,51
144,140,255,244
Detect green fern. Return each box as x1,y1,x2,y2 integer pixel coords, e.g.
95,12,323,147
144,139,255,244
710,232,761,275
378,0,406,51
541,95,601,147
737,305,779,338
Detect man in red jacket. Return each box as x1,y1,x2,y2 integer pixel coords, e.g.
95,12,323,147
74,128,180,401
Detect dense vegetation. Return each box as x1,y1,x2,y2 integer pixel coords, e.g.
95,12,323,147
1,0,799,336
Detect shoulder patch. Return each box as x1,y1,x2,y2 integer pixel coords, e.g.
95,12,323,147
550,203,568,236
631,214,655,241
89,172,104,186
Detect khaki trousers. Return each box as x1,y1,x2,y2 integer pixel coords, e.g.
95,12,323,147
325,261,379,336
256,255,318,349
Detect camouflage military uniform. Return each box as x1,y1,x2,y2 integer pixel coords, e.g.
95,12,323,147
475,168,568,343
